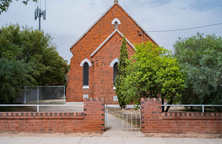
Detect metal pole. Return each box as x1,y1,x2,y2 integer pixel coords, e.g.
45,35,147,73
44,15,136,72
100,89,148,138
122,109,123,130
131,113,132,129
37,86,39,104
136,113,137,129
37,105,39,112
39,11,41,31
140,108,141,129
105,109,106,128
127,113,128,130
202,105,204,113
107,108,109,128
64,86,66,104
24,86,26,104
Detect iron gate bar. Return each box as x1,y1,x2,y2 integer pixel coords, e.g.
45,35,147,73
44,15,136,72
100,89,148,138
104,105,142,131
104,107,108,129
122,108,141,131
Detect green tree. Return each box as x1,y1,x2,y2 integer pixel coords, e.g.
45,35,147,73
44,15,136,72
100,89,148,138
0,0,37,14
122,42,185,107
115,36,129,108
0,24,68,103
0,58,35,104
0,24,68,86
174,33,222,111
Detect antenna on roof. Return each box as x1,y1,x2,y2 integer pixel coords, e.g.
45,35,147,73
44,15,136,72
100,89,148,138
34,0,46,31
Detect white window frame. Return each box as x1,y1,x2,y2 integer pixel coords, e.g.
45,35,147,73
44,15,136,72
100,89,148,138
83,86,89,89
110,58,119,67
80,58,92,66
80,58,91,89
111,18,121,24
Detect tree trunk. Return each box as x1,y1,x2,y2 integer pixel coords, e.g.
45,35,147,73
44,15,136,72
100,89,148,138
162,98,164,112
165,100,173,112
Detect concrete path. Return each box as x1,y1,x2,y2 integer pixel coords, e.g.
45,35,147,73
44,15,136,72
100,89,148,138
102,114,144,137
0,137,221,144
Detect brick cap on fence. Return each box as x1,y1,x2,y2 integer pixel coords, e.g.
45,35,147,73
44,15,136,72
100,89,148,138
141,98,162,102
162,112,222,120
0,112,84,119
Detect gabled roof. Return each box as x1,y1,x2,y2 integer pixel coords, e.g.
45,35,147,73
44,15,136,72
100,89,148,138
70,3,158,50
91,29,135,57
117,4,159,46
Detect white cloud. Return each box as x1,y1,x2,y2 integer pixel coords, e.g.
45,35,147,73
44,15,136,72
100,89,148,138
1,0,221,63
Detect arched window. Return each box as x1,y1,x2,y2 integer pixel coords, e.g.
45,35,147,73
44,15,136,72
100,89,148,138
83,62,89,86
113,62,118,85
114,21,118,30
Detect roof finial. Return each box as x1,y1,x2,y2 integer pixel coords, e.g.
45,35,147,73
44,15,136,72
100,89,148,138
114,0,118,3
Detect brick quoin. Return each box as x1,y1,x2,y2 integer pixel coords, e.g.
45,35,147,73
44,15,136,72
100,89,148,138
66,2,157,104
0,98,105,133
140,98,222,133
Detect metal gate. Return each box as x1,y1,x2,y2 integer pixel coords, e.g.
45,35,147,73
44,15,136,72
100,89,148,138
122,108,141,131
105,107,109,129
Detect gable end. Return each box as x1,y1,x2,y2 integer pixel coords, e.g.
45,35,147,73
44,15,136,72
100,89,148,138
70,3,159,51
91,29,135,57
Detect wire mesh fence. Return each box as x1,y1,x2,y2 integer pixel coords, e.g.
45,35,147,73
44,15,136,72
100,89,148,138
17,86,65,104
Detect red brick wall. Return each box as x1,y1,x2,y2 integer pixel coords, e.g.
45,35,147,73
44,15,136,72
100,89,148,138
141,98,222,133
92,32,135,104
66,3,156,103
0,98,105,133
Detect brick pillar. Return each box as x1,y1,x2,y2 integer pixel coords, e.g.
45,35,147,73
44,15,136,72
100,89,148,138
141,98,162,133
83,97,105,132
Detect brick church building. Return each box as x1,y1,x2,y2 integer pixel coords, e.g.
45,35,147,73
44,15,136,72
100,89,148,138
66,0,158,104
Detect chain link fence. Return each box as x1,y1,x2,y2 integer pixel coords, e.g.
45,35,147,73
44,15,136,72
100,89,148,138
17,86,65,104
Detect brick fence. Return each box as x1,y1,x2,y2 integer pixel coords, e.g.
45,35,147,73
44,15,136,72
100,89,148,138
141,98,222,133
0,98,105,133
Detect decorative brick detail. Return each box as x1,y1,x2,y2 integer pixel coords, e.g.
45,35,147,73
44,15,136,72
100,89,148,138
141,98,222,133
0,112,83,119
162,112,222,120
0,98,105,133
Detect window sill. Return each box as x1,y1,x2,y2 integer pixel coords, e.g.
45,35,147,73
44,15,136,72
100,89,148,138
113,87,116,90
83,86,89,89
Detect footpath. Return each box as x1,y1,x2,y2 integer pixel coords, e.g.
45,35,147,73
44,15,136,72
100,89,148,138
0,114,221,144
0,137,221,144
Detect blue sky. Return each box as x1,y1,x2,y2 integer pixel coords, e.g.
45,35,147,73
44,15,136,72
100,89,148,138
1,0,222,63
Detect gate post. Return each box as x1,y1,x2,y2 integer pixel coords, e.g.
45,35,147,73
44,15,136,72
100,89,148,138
140,98,162,133
84,97,105,132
